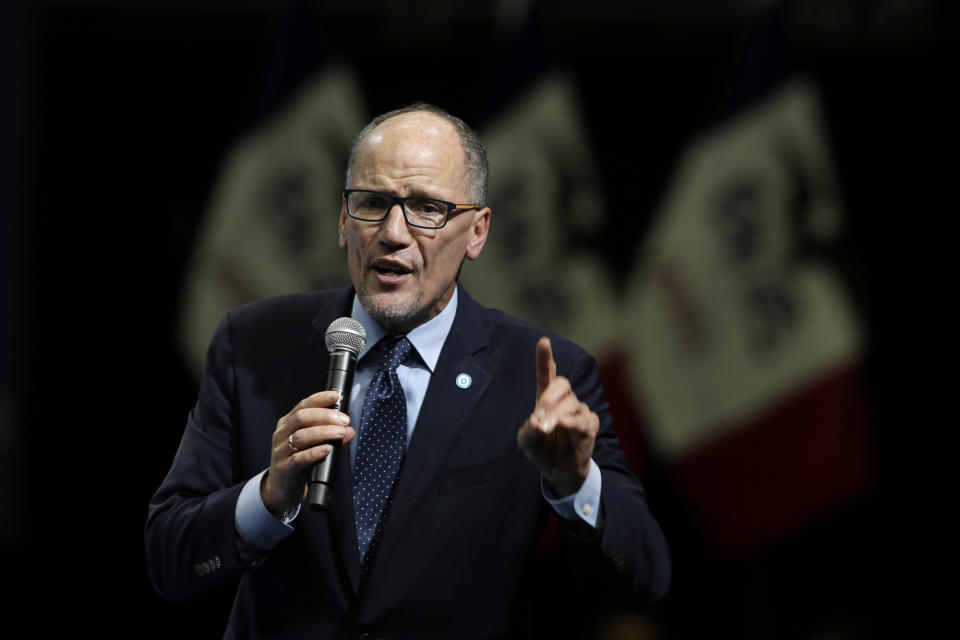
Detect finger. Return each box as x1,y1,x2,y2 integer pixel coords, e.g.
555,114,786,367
287,407,351,430
281,390,343,421
531,376,573,429
286,443,336,467
535,388,581,433
535,376,572,410
517,417,548,452
301,389,344,409
535,337,556,400
550,403,600,437
276,407,350,444
290,425,356,452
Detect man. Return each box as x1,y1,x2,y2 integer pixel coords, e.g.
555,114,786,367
146,103,670,639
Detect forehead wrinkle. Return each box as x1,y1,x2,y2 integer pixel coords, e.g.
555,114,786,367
356,165,456,198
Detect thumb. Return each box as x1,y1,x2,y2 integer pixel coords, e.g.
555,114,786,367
535,336,556,400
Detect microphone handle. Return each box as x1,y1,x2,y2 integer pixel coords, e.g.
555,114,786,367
307,349,356,510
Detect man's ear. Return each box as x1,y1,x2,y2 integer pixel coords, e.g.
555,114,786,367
338,201,348,249
464,207,491,261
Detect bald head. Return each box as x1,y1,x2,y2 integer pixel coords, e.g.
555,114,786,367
346,103,488,205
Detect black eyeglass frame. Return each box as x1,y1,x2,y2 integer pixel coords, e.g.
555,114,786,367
343,189,483,230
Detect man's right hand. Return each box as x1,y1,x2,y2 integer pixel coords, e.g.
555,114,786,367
261,390,356,520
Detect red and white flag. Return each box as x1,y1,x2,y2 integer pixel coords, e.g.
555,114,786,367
623,79,872,552
177,66,365,378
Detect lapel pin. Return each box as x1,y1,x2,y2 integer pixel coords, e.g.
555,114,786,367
455,373,472,389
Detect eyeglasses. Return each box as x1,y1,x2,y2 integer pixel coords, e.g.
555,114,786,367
344,189,482,229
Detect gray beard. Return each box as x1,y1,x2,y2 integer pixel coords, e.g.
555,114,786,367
357,285,439,334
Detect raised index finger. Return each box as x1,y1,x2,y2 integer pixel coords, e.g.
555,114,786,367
535,336,556,401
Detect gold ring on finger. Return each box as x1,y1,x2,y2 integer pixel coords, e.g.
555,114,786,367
288,434,297,452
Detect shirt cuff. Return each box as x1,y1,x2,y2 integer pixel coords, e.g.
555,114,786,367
235,469,298,554
541,459,601,528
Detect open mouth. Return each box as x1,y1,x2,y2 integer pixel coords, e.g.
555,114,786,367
375,266,410,276
371,261,414,282
372,260,413,277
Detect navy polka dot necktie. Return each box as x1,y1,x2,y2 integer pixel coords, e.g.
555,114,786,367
353,335,413,570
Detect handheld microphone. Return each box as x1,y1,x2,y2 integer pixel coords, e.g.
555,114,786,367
307,317,366,510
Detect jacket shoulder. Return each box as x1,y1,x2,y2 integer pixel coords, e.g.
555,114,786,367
460,289,589,363
222,287,352,351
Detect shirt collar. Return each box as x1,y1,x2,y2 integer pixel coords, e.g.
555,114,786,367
350,286,458,373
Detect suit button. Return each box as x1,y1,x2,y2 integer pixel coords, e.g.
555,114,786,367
609,547,627,573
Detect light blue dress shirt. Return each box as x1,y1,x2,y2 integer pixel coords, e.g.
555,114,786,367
235,287,601,551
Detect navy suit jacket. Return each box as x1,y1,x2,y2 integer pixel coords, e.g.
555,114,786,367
146,285,670,639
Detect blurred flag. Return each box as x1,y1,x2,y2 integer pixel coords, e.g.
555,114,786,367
623,78,871,551
178,65,365,377
464,71,619,355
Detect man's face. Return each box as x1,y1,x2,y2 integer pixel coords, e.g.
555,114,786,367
339,112,490,333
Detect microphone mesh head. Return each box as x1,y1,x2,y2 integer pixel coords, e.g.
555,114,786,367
325,317,367,355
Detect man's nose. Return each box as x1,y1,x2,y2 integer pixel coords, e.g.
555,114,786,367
378,203,412,245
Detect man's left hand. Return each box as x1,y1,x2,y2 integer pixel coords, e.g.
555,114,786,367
517,336,600,497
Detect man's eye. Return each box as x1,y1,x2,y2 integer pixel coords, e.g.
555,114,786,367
409,200,443,215
358,195,388,209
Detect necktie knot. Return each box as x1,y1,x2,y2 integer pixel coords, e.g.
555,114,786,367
376,335,413,374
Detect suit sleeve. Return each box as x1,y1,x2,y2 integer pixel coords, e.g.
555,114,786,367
557,347,672,607
145,312,250,603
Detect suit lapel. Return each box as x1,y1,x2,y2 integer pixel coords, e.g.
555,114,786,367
366,285,492,589
288,287,364,596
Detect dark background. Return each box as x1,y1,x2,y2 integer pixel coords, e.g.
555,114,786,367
2,0,953,636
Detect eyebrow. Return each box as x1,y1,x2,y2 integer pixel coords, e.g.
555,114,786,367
357,187,453,202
